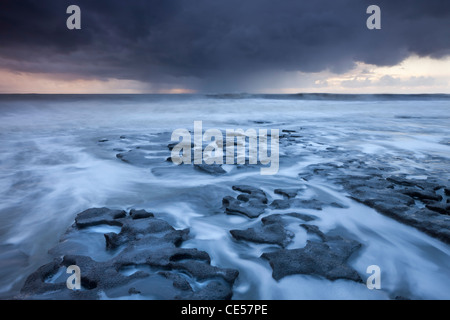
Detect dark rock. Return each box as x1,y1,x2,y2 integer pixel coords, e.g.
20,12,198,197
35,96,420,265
297,199,323,210
274,188,300,199
116,150,160,166
182,281,234,300
128,287,141,295
237,194,250,202
223,187,267,218
104,232,121,250
169,260,238,284
129,209,154,220
20,258,65,296
159,272,192,292
260,214,284,225
75,208,126,228
194,164,226,175
270,198,329,211
426,203,450,215
168,142,194,151
386,176,417,187
98,139,109,143
286,212,317,222
224,203,265,219
230,215,293,247
261,238,362,282
445,188,450,196
394,296,410,300
270,199,291,209
232,185,268,204
299,152,450,244
19,208,239,300
402,189,442,202
300,224,327,241
167,142,178,151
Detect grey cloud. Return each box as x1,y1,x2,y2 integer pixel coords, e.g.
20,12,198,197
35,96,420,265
0,0,449,91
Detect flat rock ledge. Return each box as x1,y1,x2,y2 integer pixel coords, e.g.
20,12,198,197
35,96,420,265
18,208,239,300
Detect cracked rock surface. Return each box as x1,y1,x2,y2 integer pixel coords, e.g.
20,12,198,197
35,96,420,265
18,208,239,300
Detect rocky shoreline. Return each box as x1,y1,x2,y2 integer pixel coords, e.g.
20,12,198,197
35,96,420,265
17,127,450,299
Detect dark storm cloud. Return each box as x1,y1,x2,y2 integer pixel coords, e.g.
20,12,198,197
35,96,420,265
0,0,449,90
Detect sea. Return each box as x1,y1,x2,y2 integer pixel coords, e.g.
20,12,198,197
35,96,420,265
0,94,449,299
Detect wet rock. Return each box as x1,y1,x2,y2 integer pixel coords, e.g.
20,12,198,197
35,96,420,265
426,203,450,215
223,186,268,218
305,159,450,243
168,142,195,151
237,194,250,202
232,185,268,204
270,198,324,210
20,258,66,296
261,236,362,282
261,213,317,224
169,260,238,284
183,281,234,300
274,188,300,199
128,287,141,295
386,176,417,187
19,208,239,300
297,199,323,210
300,224,327,241
270,199,291,209
167,142,177,151
159,271,192,292
129,209,154,220
116,150,157,166
223,196,266,219
402,189,442,202
75,208,126,228
285,212,317,222
230,215,294,247
194,164,226,175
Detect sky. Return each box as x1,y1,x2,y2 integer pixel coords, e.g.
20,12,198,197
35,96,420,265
0,0,449,94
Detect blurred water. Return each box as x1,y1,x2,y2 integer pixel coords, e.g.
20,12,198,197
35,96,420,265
0,94,449,299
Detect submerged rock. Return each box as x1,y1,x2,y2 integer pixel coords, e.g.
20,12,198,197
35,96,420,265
230,214,294,247
223,196,265,219
274,188,301,199
262,224,362,282
222,186,269,219
262,239,362,282
19,208,239,300
232,185,268,204
301,160,450,244
194,164,226,175
75,208,126,228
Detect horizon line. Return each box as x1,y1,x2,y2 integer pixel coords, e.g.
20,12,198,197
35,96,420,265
0,92,449,96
